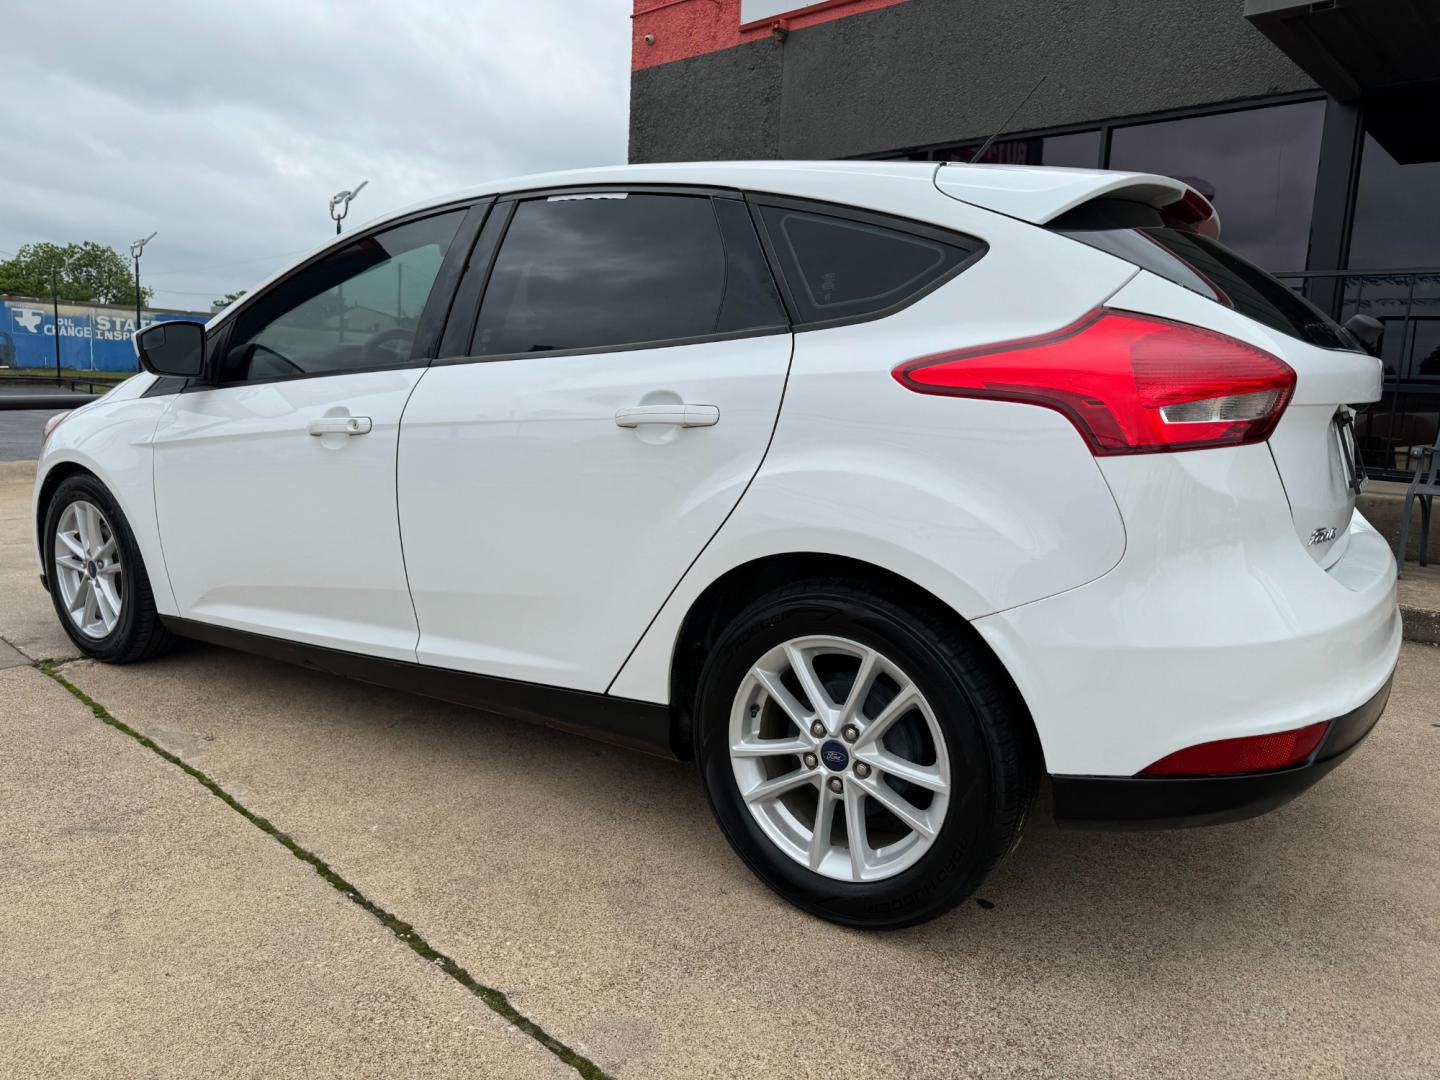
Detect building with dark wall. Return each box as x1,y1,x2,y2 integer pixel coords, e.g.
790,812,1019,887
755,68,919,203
630,0,1440,479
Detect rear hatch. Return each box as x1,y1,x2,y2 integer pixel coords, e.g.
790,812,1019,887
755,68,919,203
1049,197,1382,568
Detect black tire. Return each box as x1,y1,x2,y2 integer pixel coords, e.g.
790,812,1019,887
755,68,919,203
43,473,176,664
694,578,1035,929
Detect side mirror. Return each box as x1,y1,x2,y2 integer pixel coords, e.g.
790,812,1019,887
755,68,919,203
135,320,207,377
1344,314,1384,357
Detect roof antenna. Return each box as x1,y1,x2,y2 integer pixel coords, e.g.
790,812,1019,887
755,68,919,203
968,75,1047,164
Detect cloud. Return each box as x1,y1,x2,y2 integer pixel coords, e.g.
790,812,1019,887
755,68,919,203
0,0,629,310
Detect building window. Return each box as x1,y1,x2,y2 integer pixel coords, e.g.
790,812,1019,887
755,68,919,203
1107,100,1326,272
1348,134,1440,271
934,130,1101,168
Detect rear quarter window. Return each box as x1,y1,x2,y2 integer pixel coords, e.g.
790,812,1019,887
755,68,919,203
755,200,982,327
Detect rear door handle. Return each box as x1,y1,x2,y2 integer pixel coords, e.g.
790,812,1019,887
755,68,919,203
613,404,719,428
308,416,373,436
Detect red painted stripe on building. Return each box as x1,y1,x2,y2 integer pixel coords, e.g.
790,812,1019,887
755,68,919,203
632,0,913,71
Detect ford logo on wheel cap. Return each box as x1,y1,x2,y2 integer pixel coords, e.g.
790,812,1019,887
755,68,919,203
820,740,850,771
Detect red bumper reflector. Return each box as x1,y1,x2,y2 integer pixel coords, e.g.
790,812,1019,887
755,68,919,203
1140,722,1330,777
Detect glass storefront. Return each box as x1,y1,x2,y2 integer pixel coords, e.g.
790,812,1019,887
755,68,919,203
933,131,1101,169
892,101,1329,273
1348,135,1440,271
1343,138,1440,474
1107,101,1326,272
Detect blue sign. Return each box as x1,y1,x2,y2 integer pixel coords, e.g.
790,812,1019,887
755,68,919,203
0,298,207,372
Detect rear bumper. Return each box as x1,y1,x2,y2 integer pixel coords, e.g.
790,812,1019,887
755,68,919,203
973,445,1401,778
1050,668,1393,828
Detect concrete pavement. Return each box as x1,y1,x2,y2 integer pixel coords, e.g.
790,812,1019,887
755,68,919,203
3,457,1439,1078
0,664,572,1080
0,461,79,661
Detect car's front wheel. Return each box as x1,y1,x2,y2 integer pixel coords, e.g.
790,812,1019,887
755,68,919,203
695,579,1035,929
43,473,175,664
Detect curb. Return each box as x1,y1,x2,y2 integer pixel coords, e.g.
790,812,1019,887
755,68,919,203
1402,604,1440,647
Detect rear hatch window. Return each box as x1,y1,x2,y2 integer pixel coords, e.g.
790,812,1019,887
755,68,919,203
1051,199,1357,352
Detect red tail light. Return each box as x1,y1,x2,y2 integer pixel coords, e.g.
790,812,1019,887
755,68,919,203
893,309,1296,455
1140,722,1329,777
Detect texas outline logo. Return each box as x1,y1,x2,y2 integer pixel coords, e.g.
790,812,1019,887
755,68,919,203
12,308,44,333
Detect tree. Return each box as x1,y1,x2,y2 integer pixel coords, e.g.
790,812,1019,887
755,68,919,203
212,289,247,311
0,241,153,306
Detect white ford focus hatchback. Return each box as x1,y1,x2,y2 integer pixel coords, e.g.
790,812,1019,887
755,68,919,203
34,162,1399,928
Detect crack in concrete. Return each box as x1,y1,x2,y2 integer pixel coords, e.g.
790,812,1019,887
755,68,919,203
38,661,613,1080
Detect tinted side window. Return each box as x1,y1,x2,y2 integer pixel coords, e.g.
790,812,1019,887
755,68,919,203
757,203,979,324
222,210,465,382
471,193,784,357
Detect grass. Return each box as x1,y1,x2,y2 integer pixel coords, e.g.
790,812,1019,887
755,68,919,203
39,661,613,1080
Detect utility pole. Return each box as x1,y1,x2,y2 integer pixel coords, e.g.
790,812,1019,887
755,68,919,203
328,180,368,235
130,232,156,331
51,268,61,384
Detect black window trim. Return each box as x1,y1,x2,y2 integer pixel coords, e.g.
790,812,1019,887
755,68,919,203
187,198,488,392
436,199,514,361
434,184,792,368
745,193,988,333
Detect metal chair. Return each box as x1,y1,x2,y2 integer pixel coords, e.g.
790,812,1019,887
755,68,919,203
1395,431,1440,576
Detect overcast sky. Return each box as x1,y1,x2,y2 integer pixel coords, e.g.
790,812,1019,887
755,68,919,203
0,0,630,311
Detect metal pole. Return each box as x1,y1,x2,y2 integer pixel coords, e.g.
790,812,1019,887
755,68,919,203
129,232,156,336
52,269,61,384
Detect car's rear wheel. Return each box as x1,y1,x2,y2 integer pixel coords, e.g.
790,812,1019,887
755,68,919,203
694,578,1035,929
44,474,175,664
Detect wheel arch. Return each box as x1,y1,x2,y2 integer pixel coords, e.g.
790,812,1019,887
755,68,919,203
35,460,100,577
34,452,177,619
665,552,1041,766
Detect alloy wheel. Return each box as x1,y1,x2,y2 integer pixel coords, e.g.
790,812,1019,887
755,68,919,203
54,500,124,639
729,635,951,882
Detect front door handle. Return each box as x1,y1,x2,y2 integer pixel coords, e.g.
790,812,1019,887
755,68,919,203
613,404,719,428
308,416,373,436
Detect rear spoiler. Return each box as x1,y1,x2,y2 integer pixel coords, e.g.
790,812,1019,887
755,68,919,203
933,163,1220,238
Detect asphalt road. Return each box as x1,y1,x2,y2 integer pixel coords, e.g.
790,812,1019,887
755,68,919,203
1,457,1437,1079
0,386,96,461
